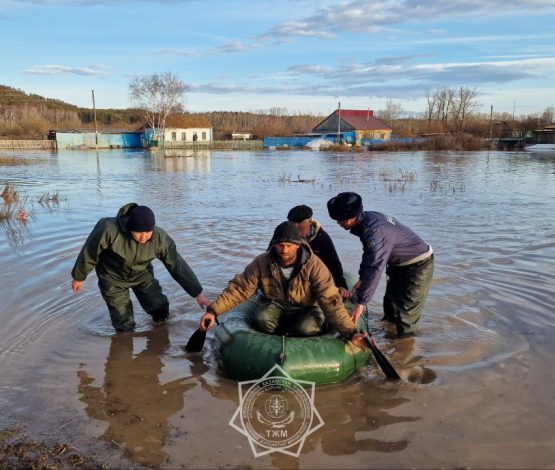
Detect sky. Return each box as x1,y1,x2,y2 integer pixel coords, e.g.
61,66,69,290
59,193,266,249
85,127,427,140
1,0,555,116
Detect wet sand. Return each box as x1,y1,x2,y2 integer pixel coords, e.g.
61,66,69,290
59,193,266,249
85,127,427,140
1,149,554,468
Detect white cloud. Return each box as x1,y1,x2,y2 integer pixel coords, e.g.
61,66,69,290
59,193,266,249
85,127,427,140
160,48,200,58
287,64,335,75
188,56,555,100
162,40,264,58
23,64,112,77
266,21,336,39
265,0,555,39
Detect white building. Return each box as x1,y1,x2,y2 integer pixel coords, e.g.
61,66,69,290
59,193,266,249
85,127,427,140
231,132,253,140
144,114,213,146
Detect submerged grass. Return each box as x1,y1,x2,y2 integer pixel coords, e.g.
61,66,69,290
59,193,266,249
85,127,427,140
1,184,19,205
0,425,108,470
378,168,418,193
0,184,60,223
278,174,317,184
0,193,30,223
38,190,60,206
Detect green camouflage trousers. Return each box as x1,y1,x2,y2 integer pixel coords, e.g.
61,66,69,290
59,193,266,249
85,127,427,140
383,254,434,336
250,300,325,337
98,273,169,332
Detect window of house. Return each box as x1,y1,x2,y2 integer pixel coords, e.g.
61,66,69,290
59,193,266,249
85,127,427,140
193,133,198,141
171,132,177,141
181,132,186,141
202,131,207,141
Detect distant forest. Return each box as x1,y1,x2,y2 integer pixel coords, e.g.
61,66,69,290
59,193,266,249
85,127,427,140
0,85,322,139
1,84,553,140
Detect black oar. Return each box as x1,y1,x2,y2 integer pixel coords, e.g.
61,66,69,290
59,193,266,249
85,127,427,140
365,336,401,380
184,317,218,353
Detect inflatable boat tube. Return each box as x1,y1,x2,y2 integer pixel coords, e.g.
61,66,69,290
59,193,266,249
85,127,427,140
213,296,371,385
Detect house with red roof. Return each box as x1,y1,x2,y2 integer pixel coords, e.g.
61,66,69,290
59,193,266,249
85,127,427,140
312,109,392,143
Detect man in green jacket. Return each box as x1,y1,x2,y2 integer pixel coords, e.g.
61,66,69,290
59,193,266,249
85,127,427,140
71,203,210,332
199,221,368,349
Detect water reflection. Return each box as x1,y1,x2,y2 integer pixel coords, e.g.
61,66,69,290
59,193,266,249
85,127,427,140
0,219,31,246
317,387,417,455
77,326,194,467
390,335,438,384
288,383,419,463
150,149,211,173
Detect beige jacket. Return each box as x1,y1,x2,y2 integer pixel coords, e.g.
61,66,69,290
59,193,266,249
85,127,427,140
210,244,356,337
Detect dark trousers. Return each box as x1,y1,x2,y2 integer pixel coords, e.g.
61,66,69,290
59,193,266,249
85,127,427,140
98,274,169,332
250,300,325,337
383,254,434,335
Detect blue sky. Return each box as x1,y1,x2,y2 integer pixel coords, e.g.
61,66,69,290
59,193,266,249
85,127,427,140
1,0,554,116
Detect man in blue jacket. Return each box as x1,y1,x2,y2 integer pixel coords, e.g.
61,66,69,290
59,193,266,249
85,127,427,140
327,192,434,336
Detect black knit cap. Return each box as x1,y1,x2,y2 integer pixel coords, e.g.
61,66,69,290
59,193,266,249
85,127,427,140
270,221,302,245
287,205,313,222
327,192,363,220
127,205,156,232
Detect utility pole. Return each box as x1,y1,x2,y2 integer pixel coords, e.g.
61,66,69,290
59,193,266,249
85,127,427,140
337,102,341,144
92,89,99,150
512,100,516,121
489,105,494,149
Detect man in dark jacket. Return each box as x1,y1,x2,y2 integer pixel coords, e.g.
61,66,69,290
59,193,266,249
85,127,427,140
327,192,434,336
287,205,349,297
71,203,210,331
199,222,368,349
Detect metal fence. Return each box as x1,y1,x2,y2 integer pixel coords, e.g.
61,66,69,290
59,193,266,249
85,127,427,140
162,140,263,150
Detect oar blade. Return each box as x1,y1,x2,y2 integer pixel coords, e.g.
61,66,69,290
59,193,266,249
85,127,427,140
367,337,401,380
184,328,207,353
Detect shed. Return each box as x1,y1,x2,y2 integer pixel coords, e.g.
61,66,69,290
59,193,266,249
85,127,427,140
313,109,392,143
532,124,555,144
51,129,143,149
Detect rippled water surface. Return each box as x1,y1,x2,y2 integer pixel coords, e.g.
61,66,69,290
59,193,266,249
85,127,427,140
1,148,554,468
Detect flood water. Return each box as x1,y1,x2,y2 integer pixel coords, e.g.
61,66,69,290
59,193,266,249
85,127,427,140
1,148,554,469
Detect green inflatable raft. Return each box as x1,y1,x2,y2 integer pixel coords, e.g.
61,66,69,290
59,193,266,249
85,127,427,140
212,296,372,385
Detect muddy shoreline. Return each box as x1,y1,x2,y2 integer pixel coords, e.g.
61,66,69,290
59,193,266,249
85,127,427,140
0,424,107,469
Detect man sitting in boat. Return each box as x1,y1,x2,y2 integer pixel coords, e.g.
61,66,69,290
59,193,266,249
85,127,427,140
287,204,349,298
199,221,368,349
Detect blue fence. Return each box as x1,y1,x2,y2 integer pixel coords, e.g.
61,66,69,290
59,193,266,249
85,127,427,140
264,136,425,148
56,132,143,149
263,133,356,148
361,138,425,146
263,136,325,148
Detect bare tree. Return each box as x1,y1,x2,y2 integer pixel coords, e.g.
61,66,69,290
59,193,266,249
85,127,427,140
377,100,404,127
425,89,437,131
129,72,187,146
436,87,455,129
452,86,479,132
541,106,554,124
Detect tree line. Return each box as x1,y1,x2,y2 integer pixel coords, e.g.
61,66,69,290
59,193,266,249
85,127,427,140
0,81,553,140
377,86,553,139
